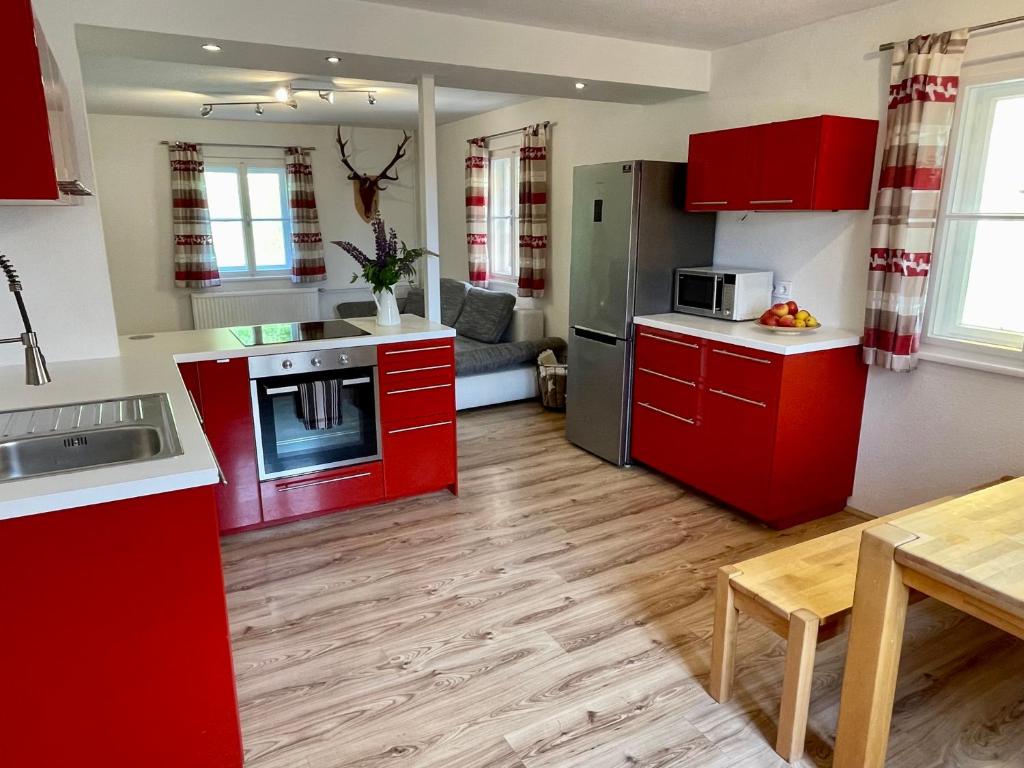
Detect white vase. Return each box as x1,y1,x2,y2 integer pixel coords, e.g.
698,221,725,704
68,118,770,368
372,289,401,326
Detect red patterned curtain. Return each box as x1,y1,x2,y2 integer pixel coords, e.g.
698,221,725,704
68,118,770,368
863,29,969,371
170,143,220,288
465,138,489,287
285,147,327,283
518,124,548,298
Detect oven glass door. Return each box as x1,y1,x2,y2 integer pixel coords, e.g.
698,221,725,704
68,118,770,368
676,272,721,313
252,366,380,480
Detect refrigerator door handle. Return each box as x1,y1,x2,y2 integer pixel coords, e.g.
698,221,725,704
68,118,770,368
573,326,620,345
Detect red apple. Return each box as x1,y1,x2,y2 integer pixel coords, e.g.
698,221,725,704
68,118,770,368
759,310,775,324
762,314,780,327
786,300,799,315
771,303,790,317
778,315,797,327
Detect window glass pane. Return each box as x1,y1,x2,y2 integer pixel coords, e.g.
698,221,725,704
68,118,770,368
978,95,1024,214
206,170,243,219
491,156,510,215
958,220,1024,334
248,169,285,219
252,220,289,269
490,218,512,276
211,220,247,269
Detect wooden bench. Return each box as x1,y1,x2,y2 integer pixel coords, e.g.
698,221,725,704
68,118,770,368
708,481,1013,762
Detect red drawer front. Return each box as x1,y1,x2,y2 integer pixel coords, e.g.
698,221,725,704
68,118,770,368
379,339,455,373
260,462,384,522
635,328,702,381
382,419,457,499
630,399,703,483
632,366,699,420
380,380,456,426
380,362,455,392
704,342,782,406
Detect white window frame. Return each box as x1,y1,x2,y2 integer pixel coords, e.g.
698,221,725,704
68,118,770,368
206,159,294,279
487,140,520,285
925,68,1024,366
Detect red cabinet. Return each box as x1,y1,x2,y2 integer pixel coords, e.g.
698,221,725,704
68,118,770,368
194,358,262,532
2,0,85,203
685,115,878,212
630,328,867,528
260,462,385,522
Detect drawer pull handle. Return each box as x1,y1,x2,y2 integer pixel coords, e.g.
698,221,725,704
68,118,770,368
384,344,452,356
638,402,695,424
639,332,698,349
712,348,772,365
637,368,696,387
387,383,453,395
388,420,453,435
387,364,453,375
690,200,727,205
749,199,794,205
277,471,372,492
710,388,767,408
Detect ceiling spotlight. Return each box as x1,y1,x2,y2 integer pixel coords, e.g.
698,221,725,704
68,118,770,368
325,55,340,64
201,43,222,52
318,90,335,104
575,82,586,90
367,92,377,106
286,99,298,110
200,104,213,117
254,103,264,115
274,85,293,103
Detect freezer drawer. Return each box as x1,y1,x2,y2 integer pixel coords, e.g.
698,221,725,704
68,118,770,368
565,328,631,466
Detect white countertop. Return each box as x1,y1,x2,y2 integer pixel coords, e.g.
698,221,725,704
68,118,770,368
0,316,454,520
634,313,862,355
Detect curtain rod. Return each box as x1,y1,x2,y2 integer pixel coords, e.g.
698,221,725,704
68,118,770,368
878,14,1024,51
160,141,316,151
468,121,553,143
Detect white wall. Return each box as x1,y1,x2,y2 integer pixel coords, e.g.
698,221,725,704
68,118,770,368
88,114,418,334
437,0,1024,515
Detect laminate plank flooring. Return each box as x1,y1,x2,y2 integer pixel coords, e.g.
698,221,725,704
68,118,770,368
221,402,1024,767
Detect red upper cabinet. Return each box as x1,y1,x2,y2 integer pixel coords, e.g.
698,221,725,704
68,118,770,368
2,0,86,204
685,115,878,212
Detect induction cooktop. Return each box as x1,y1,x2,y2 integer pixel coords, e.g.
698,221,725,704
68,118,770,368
229,319,371,347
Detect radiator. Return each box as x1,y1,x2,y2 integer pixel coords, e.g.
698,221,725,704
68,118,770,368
190,288,320,330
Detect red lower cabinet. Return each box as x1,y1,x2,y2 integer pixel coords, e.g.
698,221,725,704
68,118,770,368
382,419,458,499
261,462,385,521
0,486,242,767
630,329,867,528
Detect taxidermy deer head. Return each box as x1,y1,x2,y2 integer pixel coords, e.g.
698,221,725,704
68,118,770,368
336,128,412,223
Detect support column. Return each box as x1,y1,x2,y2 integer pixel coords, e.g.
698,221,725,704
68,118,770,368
416,74,441,324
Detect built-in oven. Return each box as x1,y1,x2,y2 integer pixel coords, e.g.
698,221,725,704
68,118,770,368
249,346,380,481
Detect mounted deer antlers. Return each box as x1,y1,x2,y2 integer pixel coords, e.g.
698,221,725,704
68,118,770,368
336,128,412,222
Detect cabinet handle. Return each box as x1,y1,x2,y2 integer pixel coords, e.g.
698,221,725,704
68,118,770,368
387,383,453,395
277,471,372,492
690,200,727,205
639,332,698,349
637,367,696,387
186,390,203,426
384,344,451,355
710,388,767,409
387,364,452,375
638,402,695,424
712,348,772,365
749,199,794,205
388,420,453,435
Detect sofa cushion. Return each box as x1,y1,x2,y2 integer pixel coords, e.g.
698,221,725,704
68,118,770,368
455,287,516,343
454,336,567,377
440,278,470,326
403,287,425,317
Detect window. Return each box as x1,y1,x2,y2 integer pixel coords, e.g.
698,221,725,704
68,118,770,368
206,160,293,277
928,74,1024,358
488,147,519,282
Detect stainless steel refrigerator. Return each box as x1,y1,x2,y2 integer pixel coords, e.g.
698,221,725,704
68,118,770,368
565,161,716,465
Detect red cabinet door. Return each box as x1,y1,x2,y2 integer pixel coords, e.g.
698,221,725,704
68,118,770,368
382,419,458,499
630,399,704,484
685,127,757,211
197,358,262,531
749,118,821,210
178,362,204,416
260,462,385,522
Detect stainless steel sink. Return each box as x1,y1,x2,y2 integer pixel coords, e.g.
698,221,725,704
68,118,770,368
0,394,183,483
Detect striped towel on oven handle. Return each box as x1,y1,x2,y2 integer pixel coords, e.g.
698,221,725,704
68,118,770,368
296,379,344,430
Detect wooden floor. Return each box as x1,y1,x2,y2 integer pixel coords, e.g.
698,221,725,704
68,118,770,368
221,402,1024,768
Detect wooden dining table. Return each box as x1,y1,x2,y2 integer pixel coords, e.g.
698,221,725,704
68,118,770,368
833,477,1024,767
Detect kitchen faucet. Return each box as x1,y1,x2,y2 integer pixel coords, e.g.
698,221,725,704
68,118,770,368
0,255,50,386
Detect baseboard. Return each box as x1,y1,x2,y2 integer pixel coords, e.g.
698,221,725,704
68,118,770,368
844,505,877,521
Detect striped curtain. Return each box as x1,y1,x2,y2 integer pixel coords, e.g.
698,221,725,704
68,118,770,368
466,138,489,287
285,147,328,283
863,28,969,371
170,143,220,288
518,124,548,298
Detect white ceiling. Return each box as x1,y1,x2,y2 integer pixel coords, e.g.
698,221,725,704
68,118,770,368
355,0,896,49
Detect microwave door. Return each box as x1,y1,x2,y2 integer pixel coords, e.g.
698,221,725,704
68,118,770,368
678,274,718,314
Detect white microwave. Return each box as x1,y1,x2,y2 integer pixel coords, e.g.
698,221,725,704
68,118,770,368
673,266,774,321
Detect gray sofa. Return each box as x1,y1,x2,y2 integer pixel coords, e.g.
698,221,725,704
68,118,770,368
337,278,566,409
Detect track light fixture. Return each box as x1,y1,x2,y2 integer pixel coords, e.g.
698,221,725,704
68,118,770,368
254,103,264,115
318,90,335,104
200,104,213,117
199,100,287,117
274,85,293,103
367,92,377,106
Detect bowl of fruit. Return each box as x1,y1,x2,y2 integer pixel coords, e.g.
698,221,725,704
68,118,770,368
756,301,821,333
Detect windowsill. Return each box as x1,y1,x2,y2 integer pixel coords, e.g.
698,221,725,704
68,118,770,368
486,279,519,295
219,274,294,283
918,342,1024,378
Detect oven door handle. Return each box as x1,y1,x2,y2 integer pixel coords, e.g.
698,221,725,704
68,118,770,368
264,385,299,395
342,377,371,386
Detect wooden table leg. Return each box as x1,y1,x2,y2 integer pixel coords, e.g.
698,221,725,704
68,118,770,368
776,608,820,762
710,565,741,703
833,524,918,768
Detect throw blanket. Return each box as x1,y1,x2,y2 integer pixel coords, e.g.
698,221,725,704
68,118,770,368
296,379,344,430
